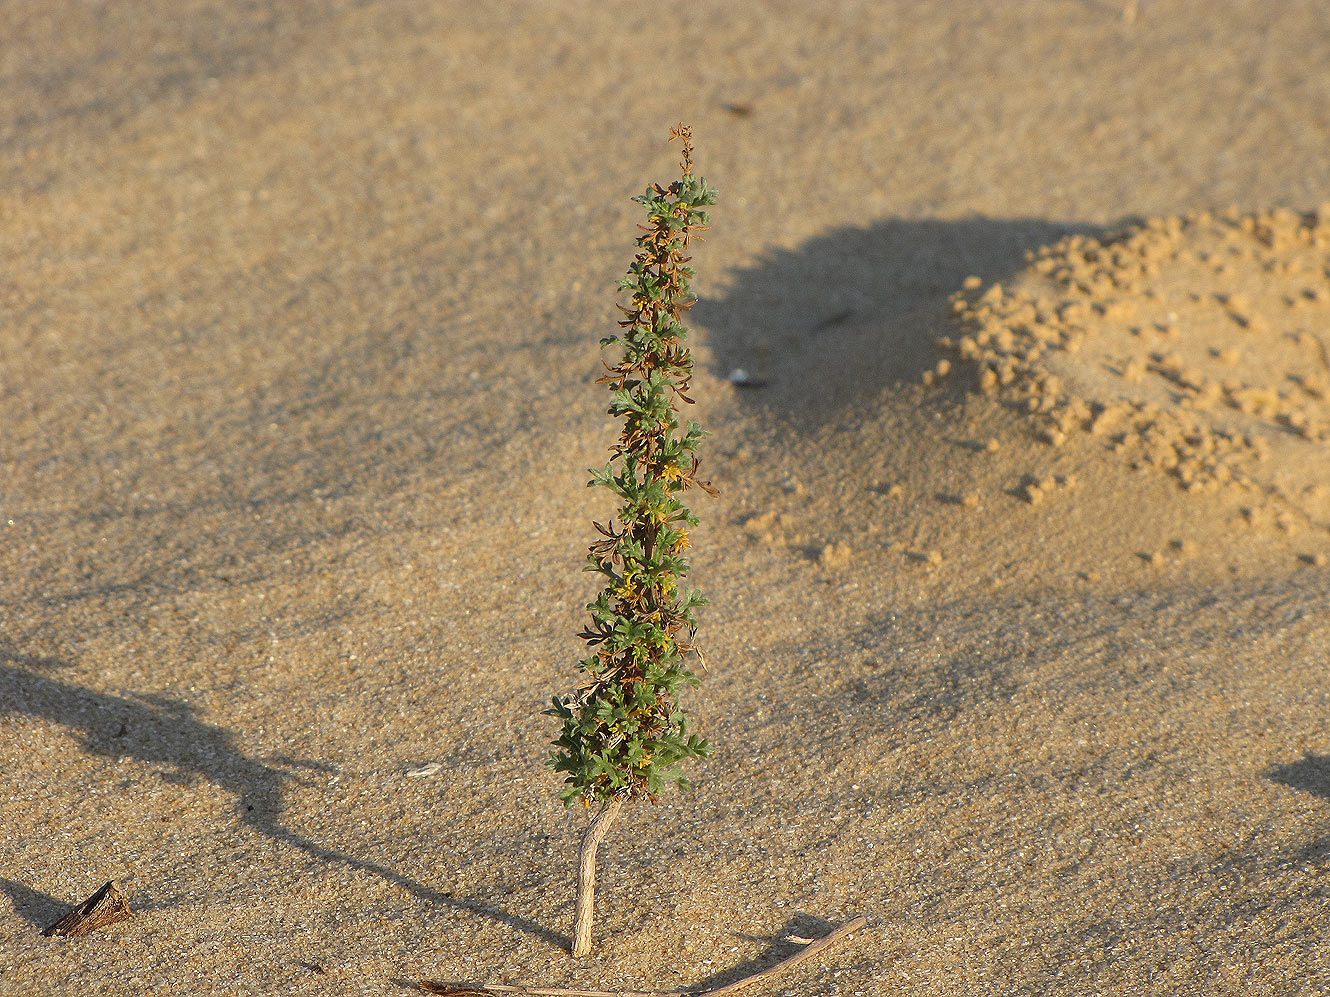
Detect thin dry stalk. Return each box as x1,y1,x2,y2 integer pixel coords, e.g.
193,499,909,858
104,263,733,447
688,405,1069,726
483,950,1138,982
697,915,868,996
571,796,624,957
421,914,869,997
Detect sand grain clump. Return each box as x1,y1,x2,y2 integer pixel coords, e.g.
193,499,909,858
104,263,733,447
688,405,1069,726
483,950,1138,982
940,207,1330,527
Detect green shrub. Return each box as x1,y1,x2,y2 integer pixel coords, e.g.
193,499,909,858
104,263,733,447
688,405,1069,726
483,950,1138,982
544,125,717,956
547,124,718,809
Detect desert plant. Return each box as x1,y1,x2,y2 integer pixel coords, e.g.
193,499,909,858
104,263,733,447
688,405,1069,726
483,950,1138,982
546,124,717,957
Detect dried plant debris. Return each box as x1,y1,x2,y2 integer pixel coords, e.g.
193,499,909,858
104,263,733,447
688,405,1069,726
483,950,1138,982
418,915,869,997
936,206,1330,525
42,881,132,938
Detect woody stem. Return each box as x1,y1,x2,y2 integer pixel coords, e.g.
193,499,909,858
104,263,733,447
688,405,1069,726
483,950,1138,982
571,795,624,957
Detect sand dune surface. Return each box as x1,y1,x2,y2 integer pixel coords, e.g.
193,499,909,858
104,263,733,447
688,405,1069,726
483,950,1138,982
3,3,1330,994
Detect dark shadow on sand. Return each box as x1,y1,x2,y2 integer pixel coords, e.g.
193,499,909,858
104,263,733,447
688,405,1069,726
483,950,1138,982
1268,753,1330,802
0,652,567,948
693,215,1107,425
0,878,67,930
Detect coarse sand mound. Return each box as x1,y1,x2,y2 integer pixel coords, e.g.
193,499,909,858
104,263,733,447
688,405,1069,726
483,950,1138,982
936,207,1330,539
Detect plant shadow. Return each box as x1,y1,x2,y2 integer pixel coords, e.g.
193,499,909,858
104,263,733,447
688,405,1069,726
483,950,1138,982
693,215,1107,425
0,651,567,948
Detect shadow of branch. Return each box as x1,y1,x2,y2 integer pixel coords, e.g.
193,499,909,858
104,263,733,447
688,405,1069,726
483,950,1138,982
0,658,566,949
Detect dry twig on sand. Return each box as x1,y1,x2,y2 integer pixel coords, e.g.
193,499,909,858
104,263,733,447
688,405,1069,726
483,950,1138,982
419,915,868,997
42,881,132,938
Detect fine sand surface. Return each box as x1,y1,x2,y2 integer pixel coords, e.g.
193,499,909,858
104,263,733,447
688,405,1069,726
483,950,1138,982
4,3,1330,994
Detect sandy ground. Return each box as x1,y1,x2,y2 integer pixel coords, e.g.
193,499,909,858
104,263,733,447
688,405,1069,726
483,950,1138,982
4,2,1330,994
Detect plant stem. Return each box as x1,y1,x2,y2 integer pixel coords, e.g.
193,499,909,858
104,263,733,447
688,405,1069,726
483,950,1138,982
571,795,624,957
